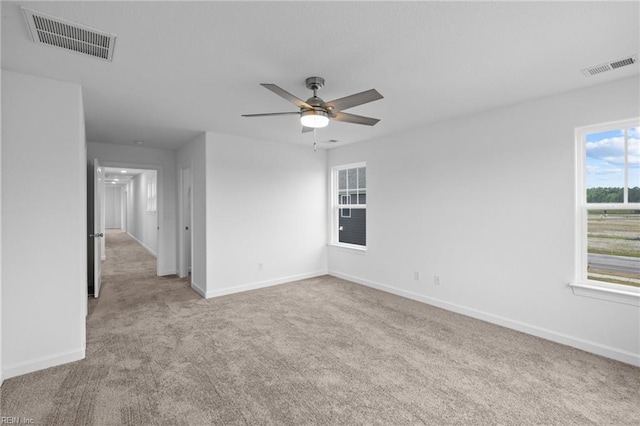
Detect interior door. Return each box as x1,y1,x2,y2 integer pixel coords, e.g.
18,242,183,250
92,158,105,297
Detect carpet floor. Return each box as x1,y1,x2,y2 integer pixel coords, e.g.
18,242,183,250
1,229,639,425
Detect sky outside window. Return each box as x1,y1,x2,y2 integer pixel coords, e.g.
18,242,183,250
586,126,639,195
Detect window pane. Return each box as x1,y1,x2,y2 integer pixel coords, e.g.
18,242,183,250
587,210,639,287
358,167,366,189
347,168,357,190
586,129,624,203
338,208,366,246
334,164,367,248
629,126,640,203
338,170,347,190
339,191,348,205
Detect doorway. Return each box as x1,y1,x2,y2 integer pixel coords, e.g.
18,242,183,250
88,161,163,297
104,167,158,257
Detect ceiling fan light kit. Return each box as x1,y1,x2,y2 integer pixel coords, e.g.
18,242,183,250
242,76,383,132
300,110,329,128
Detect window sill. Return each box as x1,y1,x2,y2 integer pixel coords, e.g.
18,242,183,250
569,281,640,306
329,243,367,253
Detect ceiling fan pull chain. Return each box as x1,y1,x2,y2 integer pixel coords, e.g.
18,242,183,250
313,128,317,152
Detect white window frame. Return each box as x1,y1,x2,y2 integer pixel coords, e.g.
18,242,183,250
572,118,640,306
330,162,367,250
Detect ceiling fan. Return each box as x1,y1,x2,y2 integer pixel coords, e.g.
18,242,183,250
242,77,383,132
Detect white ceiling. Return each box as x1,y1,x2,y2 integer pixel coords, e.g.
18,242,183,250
2,1,638,150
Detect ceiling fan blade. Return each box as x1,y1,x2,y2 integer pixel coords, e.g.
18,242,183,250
326,89,383,112
261,84,312,109
332,112,380,126
242,112,300,117
302,126,314,133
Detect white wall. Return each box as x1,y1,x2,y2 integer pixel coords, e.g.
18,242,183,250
105,185,122,229
327,76,640,366
128,170,158,256
125,183,134,234
1,71,87,379
0,71,3,385
142,171,158,255
87,142,176,275
177,133,207,295
204,132,328,297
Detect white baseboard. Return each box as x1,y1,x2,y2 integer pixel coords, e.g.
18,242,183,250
329,270,640,367
127,233,175,277
2,348,85,381
204,270,328,299
191,281,206,298
126,232,157,258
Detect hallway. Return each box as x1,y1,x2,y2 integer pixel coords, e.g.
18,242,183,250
89,229,195,316
2,230,199,424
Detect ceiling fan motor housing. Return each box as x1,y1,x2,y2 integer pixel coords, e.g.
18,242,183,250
305,96,325,109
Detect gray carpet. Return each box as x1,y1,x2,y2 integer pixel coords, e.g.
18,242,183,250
1,229,639,425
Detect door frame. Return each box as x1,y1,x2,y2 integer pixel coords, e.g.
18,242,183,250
94,158,105,296
100,160,164,277
178,161,193,279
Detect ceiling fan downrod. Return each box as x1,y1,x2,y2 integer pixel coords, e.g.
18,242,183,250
305,76,325,98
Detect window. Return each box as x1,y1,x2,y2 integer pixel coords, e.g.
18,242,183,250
331,163,366,249
147,178,157,213
574,118,639,300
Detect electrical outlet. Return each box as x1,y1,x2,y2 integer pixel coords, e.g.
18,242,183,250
258,262,263,271
413,271,420,281
434,275,440,286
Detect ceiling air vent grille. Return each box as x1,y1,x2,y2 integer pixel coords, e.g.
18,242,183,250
582,55,637,76
610,57,635,69
22,8,116,61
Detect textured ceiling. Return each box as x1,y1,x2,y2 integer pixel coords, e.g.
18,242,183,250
2,1,639,150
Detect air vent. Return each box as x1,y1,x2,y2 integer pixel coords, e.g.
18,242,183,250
22,8,116,61
582,55,637,76
610,57,635,69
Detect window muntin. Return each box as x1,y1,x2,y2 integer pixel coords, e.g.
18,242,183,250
332,163,366,248
577,119,639,289
629,126,640,202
